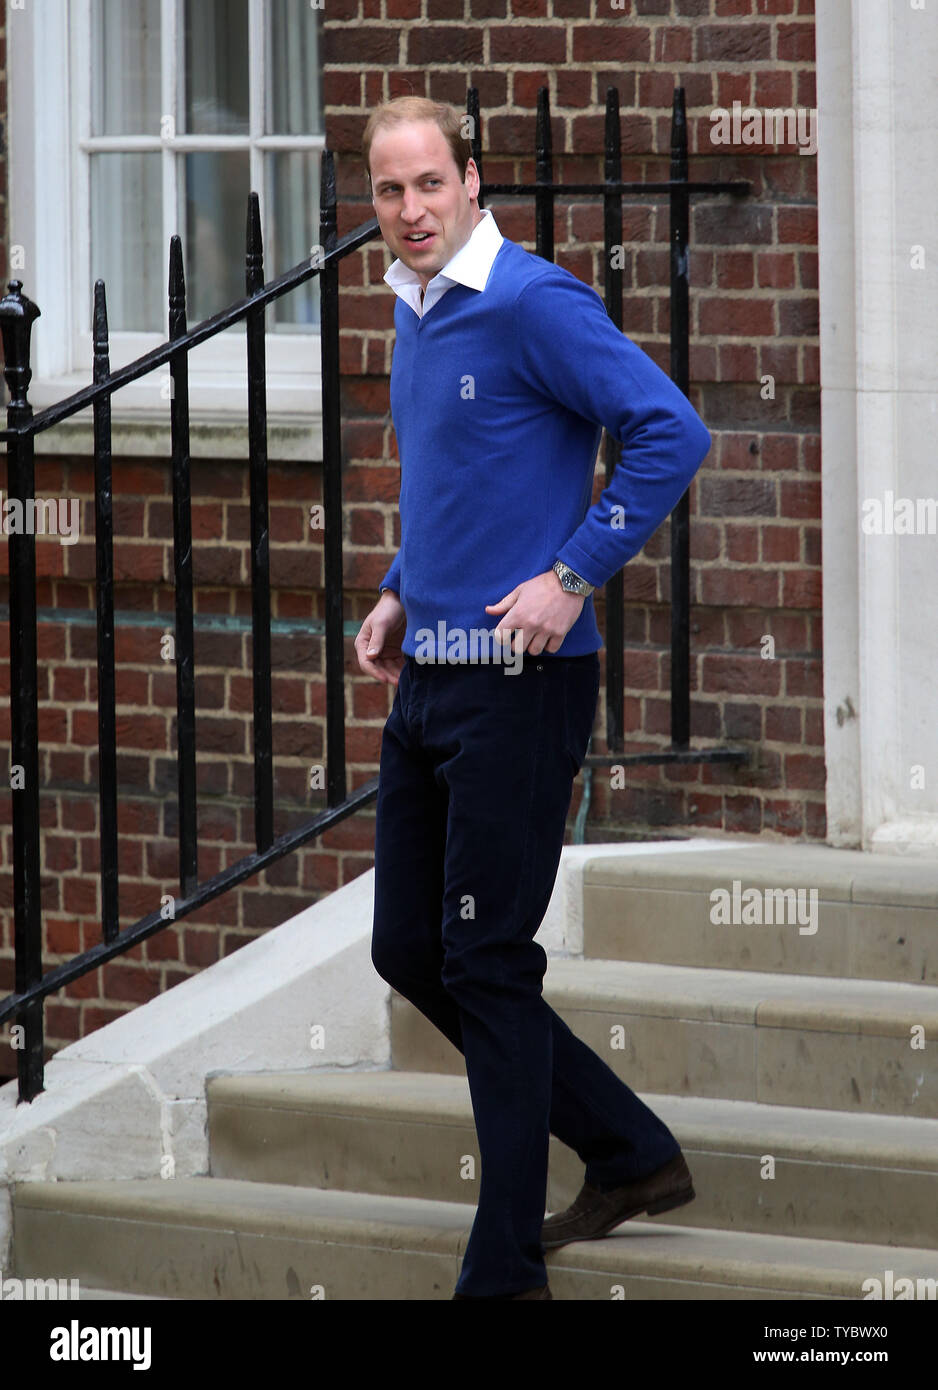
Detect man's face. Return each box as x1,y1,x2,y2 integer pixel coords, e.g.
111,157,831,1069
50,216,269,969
369,121,482,290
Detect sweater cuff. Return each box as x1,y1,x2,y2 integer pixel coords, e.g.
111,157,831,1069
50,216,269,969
554,540,607,590
379,548,402,595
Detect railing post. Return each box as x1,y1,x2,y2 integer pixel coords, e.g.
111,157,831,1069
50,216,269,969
669,87,692,749
92,280,120,942
319,149,347,807
0,279,45,1102
467,86,484,207
602,87,626,756
168,238,199,894
534,88,554,263
245,192,274,852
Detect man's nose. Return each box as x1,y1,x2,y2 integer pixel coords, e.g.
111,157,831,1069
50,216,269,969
401,190,427,222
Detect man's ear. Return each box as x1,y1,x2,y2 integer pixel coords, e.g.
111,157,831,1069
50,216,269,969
465,157,480,195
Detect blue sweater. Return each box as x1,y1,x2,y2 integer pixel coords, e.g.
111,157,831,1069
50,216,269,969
379,237,711,659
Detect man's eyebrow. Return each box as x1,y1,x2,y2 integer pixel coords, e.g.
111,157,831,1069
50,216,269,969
372,169,447,191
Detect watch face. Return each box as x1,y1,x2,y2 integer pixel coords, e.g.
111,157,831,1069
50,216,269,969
555,561,589,594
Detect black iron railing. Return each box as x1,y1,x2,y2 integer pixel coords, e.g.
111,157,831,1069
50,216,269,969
0,85,750,1102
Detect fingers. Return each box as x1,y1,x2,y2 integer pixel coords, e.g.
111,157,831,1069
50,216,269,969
356,621,403,685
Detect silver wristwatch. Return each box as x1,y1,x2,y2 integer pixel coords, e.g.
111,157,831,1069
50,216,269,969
552,559,594,596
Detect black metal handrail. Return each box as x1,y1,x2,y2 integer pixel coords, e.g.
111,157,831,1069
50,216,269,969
0,85,750,1102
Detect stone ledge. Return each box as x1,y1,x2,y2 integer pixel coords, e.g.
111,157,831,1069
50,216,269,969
0,866,386,1267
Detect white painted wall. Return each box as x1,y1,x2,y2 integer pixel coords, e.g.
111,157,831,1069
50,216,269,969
817,0,938,852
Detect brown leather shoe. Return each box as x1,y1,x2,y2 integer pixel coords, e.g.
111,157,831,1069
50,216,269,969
452,1283,552,1300
540,1153,695,1249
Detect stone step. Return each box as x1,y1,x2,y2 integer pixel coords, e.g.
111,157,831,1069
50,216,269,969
206,1068,938,1249
12,1177,938,1300
390,959,938,1117
581,846,938,982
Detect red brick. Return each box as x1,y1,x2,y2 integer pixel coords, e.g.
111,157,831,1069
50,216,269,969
112,464,169,496
786,658,822,698
116,714,170,750
778,207,818,245
777,22,815,61
145,928,180,962
572,26,651,63
492,26,566,63
766,705,802,742
715,251,755,289
763,798,803,835
752,69,794,106
699,297,775,337
782,570,821,608
702,652,781,696
82,1006,131,1032
697,24,772,62
759,344,798,383
757,252,796,289
47,918,82,955
780,479,820,520
101,964,162,1004
759,434,799,471
700,568,780,607
785,753,825,790
404,25,484,63
655,26,693,63
804,706,824,746
726,525,759,563
719,343,758,381
725,794,762,834
762,525,800,563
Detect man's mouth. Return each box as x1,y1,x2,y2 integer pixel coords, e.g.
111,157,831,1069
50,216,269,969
404,231,435,246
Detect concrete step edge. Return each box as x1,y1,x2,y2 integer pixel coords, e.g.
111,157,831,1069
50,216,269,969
12,1178,938,1289
205,1069,938,1171
539,957,938,1033
581,846,938,908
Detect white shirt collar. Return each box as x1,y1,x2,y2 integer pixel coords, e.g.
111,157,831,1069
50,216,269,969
383,208,504,318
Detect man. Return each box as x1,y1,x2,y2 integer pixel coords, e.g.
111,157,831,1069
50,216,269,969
355,96,707,1301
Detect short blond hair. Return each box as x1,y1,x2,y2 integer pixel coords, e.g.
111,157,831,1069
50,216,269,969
362,96,473,184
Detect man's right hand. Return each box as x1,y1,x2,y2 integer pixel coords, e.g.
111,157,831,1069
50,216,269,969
355,591,406,686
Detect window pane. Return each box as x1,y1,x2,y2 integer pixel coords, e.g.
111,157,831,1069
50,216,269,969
184,0,249,135
91,0,162,136
180,152,251,325
267,152,321,332
268,0,323,135
90,154,164,331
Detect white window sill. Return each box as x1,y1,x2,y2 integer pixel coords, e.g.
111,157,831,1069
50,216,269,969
23,373,324,461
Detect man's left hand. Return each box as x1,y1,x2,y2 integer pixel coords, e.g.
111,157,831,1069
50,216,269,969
485,570,586,656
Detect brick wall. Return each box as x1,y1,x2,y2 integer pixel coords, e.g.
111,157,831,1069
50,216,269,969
0,0,821,1074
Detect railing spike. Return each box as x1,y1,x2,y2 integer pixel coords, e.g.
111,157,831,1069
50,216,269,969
0,279,41,410
168,234,187,327
320,147,337,247
93,279,109,372
671,85,687,164
604,87,621,172
534,88,554,262
246,191,264,296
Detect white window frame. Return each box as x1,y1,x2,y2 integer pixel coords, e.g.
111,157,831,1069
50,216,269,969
7,0,324,421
